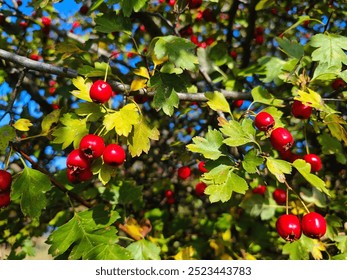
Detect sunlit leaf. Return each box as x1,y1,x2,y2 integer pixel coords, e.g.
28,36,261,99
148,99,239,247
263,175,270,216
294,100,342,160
0,125,16,153
41,109,61,135
251,86,284,106
205,91,231,114
242,149,264,174
71,76,93,102
130,78,148,92
266,157,292,183
220,119,256,147
13,118,33,132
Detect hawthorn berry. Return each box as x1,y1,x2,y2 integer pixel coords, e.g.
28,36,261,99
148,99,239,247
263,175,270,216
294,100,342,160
66,149,90,170
79,4,89,15
195,182,207,196
198,161,208,173
29,54,40,61
273,188,286,205
67,167,93,184
301,212,327,239
89,80,113,104
233,99,244,108
79,134,105,160
279,150,301,163
270,127,294,152
0,170,12,192
0,191,11,208
252,184,266,196
19,21,28,29
303,154,322,172
41,16,52,27
291,100,312,119
103,144,126,166
331,78,346,90
177,166,191,179
188,0,202,9
276,214,302,242
255,34,264,44
164,190,175,204
254,111,275,132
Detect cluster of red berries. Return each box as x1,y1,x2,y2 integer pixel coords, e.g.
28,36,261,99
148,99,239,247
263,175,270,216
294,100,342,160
0,170,12,208
276,212,327,242
254,101,322,173
254,26,264,45
66,134,126,184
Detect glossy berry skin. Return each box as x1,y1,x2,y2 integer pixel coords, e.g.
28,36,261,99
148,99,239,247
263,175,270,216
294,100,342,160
252,185,266,196
188,0,202,9
254,112,275,131
66,149,90,170
301,212,327,239
0,170,12,192
233,99,244,108
273,188,286,205
303,154,322,173
270,127,294,152
177,166,191,179
103,144,126,166
198,161,208,173
291,100,312,119
41,17,51,27
67,167,93,184
79,134,105,160
0,191,11,208
276,214,302,242
195,182,207,196
89,80,113,104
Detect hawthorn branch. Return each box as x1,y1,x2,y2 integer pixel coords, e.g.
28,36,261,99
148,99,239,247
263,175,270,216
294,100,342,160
241,0,257,68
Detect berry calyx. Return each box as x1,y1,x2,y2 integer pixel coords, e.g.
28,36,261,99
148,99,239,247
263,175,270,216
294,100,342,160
195,182,207,196
66,149,90,170
103,144,126,166
79,134,105,160
198,161,208,173
0,170,12,192
67,167,93,184
301,212,327,239
89,80,113,104
291,100,312,119
273,188,286,205
252,184,266,196
270,127,294,152
276,214,302,242
177,166,191,179
0,191,11,208
303,154,322,173
254,111,275,131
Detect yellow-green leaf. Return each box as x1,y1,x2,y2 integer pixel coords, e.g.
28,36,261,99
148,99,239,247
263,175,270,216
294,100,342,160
205,91,231,114
130,78,148,92
41,109,61,135
134,67,150,79
295,88,324,111
266,157,292,183
71,76,93,102
13,118,33,131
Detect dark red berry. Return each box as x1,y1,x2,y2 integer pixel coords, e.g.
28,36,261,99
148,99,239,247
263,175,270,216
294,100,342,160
89,80,113,104
233,99,244,108
291,100,312,119
331,78,346,91
19,21,28,29
301,212,326,239
0,170,12,192
165,189,174,198
198,161,208,173
67,167,93,184
303,154,322,172
79,4,89,15
270,127,294,152
276,214,302,242
103,144,126,166
273,188,286,205
79,134,105,160
177,166,191,179
252,184,266,196
195,182,207,196
0,191,11,208
254,112,275,131
66,149,90,170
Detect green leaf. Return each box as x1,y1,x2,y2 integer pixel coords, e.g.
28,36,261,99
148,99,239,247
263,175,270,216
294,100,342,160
119,181,143,205
295,88,325,111
318,133,346,164
41,109,61,135
70,76,93,102
75,102,104,122
121,0,148,17
127,239,161,260
282,240,309,260
0,125,16,154
251,86,284,107
153,36,199,71
84,243,131,260
47,205,123,259
127,117,160,157
103,104,140,137
95,12,131,33
202,165,248,203
52,113,89,149
258,56,286,85
242,149,264,174
292,159,330,196
205,91,231,114
149,73,186,116
255,0,274,10
266,157,292,183
276,37,304,59
11,167,51,221
239,194,276,220
186,129,224,160
220,119,256,147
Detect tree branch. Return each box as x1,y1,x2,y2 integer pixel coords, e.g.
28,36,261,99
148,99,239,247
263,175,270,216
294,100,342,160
241,0,257,68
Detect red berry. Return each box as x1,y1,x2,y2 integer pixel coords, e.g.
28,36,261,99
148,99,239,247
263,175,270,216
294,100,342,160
79,4,89,15
165,189,174,198
279,150,301,163
167,196,175,204
89,80,113,104
179,25,193,37
255,26,264,35
273,188,286,205
177,166,191,179
198,161,208,173
51,104,60,110
168,0,176,7
134,95,150,104
66,149,90,170
252,184,266,196
195,182,207,196
291,100,312,119
255,34,264,44
230,50,237,59
0,170,12,192
301,212,326,239
331,78,346,90
190,35,199,45
79,134,105,160
233,99,244,108
254,111,275,131
270,127,294,152
67,167,93,184
16,0,22,6
303,154,322,172
41,16,51,27
276,214,302,242
19,21,28,29
188,0,202,9
103,144,126,166
0,191,11,208
29,54,40,61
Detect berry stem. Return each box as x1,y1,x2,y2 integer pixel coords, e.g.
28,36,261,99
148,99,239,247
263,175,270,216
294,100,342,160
303,121,310,154
284,180,310,214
